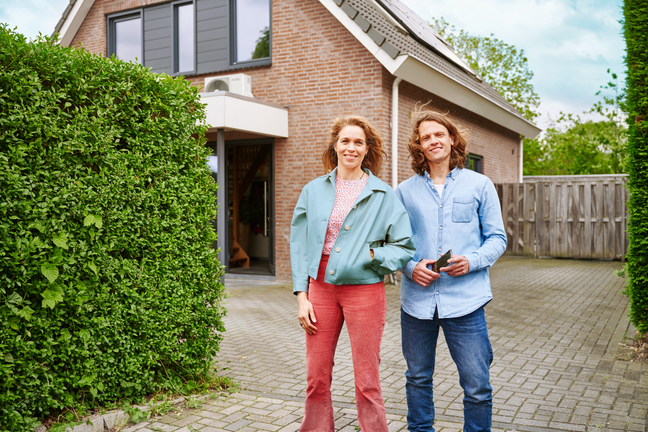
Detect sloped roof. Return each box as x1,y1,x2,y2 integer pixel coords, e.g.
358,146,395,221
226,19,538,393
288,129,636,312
325,0,541,137
52,0,95,47
52,0,540,137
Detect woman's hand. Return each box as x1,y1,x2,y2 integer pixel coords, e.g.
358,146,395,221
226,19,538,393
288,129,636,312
297,292,317,335
412,259,441,287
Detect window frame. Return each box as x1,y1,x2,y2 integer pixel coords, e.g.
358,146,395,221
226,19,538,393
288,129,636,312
172,0,197,75
106,9,144,64
229,0,272,67
467,154,483,174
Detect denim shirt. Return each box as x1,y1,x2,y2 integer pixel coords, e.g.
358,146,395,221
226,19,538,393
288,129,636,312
395,168,506,319
291,167,415,293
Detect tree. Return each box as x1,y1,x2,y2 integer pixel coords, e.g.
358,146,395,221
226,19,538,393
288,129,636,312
623,0,648,334
522,116,627,176
430,18,540,122
523,70,628,176
252,26,269,60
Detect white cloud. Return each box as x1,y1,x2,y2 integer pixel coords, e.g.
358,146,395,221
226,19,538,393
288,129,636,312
0,0,69,40
400,0,625,129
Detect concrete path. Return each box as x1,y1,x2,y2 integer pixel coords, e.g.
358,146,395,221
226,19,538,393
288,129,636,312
124,257,648,432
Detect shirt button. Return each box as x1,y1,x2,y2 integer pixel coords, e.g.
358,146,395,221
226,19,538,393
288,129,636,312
439,226,442,230
329,270,334,275
335,247,340,253
440,205,443,208
439,248,442,251
345,225,350,230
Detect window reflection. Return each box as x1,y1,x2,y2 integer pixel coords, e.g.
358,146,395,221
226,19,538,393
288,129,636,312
115,18,142,63
207,156,218,174
177,3,194,72
236,0,270,62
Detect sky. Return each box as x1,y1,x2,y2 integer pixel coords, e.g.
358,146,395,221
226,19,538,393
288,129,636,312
0,0,626,131
400,0,626,129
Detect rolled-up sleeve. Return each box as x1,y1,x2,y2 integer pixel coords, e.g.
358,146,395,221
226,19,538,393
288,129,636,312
369,209,415,276
466,180,507,272
290,191,310,293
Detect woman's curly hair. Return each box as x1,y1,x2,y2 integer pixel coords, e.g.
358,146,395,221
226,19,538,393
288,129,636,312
322,115,386,176
408,109,468,176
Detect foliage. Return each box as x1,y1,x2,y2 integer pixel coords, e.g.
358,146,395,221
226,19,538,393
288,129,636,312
430,17,540,122
523,116,627,176
523,70,628,176
624,0,648,333
252,27,270,60
0,25,225,431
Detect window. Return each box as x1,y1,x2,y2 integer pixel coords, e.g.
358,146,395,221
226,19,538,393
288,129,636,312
108,12,142,64
174,2,195,73
231,0,271,64
467,154,483,173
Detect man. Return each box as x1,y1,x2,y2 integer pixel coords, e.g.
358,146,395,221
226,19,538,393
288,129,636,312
395,110,507,432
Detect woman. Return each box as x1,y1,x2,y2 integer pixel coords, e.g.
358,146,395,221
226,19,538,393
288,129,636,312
290,115,415,431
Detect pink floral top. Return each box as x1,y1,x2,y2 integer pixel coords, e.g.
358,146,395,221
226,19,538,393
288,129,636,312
323,175,369,255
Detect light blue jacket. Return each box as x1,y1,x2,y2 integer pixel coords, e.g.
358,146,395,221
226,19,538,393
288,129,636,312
396,168,507,319
290,167,415,293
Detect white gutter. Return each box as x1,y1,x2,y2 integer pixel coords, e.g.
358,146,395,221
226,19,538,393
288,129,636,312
392,77,402,189
519,137,524,183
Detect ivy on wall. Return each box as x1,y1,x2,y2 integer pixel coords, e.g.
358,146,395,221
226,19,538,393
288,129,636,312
624,0,648,333
0,26,225,431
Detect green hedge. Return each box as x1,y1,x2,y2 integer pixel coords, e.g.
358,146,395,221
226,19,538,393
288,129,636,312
0,26,225,431
624,0,648,333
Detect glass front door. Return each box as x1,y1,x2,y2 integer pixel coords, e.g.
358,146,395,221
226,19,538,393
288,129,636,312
226,142,274,276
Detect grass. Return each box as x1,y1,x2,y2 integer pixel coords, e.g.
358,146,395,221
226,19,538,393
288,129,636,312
45,369,238,432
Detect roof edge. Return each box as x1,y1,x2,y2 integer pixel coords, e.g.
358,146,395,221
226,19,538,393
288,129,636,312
53,0,95,47
319,0,541,138
394,55,542,138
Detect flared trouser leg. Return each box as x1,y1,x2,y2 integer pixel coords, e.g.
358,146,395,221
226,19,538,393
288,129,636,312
343,281,388,432
300,255,388,432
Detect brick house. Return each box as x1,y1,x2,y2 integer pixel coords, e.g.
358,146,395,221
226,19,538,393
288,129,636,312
54,0,541,282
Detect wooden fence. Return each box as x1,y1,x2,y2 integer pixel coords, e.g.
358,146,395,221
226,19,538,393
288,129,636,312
495,175,629,260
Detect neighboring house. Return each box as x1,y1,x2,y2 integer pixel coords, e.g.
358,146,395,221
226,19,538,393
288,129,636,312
54,0,541,282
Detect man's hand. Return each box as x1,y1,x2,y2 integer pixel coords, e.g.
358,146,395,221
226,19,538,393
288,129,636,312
440,255,469,276
297,291,317,335
412,259,441,287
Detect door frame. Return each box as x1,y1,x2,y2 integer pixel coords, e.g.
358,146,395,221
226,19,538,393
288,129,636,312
222,138,275,274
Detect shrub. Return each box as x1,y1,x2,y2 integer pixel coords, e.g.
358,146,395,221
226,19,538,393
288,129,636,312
0,26,225,431
624,0,648,333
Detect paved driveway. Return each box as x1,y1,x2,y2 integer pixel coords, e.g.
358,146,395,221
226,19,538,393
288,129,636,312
125,257,647,432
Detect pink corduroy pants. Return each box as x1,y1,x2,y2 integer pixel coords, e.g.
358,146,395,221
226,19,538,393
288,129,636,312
300,255,389,432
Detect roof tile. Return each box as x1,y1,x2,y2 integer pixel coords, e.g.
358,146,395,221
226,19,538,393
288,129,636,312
341,2,359,19
343,0,529,123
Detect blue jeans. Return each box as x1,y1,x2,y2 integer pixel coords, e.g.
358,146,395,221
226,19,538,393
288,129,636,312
401,307,493,432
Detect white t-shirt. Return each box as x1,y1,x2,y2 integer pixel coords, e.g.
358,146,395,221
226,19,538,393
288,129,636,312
434,184,444,198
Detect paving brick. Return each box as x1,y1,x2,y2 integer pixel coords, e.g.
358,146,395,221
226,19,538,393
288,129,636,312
95,258,648,432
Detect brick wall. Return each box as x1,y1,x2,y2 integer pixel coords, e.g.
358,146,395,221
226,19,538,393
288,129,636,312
200,0,390,282
66,0,521,283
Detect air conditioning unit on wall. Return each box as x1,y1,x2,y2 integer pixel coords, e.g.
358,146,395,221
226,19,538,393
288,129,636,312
204,74,253,97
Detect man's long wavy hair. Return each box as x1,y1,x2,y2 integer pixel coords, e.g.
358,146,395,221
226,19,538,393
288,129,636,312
408,109,468,176
322,115,386,176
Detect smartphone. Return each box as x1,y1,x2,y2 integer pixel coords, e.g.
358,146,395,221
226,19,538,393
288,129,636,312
428,249,452,273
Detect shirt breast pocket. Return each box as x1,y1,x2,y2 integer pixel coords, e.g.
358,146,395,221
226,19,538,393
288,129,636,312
452,199,475,223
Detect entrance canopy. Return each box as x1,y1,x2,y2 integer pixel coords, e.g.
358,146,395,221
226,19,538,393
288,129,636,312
200,91,289,138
